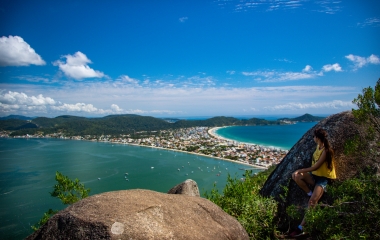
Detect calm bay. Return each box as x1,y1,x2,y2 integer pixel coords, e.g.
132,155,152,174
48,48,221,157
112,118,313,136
216,122,317,150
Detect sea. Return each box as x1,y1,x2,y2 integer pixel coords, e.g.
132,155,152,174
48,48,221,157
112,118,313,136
0,121,317,239
215,122,317,150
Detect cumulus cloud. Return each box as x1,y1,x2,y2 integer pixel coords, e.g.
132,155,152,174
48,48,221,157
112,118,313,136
0,90,182,116
322,63,342,72
110,104,124,113
345,54,380,70
0,36,46,66
0,91,55,106
302,65,313,72
0,90,123,115
50,103,99,113
53,51,105,80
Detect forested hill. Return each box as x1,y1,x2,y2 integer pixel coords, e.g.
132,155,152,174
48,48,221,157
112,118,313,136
0,114,323,136
278,113,325,122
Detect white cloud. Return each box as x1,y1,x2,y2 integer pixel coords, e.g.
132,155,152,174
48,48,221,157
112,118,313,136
322,63,342,72
15,75,52,83
302,65,313,72
0,91,55,106
0,90,182,116
276,58,294,63
243,61,345,82
357,17,380,28
227,70,236,75
3,81,356,117
314,0,342,14
264,100,355,111
242,69,318,82
118,75,140,85
0,36,46,67
111,104,123,113
51,103,99,113
345,54,380,70
53,51,105,80
367,54,380,64
179,17,188,22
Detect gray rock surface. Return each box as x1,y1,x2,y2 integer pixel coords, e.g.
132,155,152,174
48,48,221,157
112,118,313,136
167,179,200,197
27,189,249,240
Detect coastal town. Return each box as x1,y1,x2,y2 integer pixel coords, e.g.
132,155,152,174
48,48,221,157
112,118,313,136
0,127,288,169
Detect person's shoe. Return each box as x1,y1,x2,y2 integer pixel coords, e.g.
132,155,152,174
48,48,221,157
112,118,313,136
289,227,303,237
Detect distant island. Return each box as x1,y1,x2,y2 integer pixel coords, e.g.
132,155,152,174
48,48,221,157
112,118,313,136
0,113,325,137
278,113,325,122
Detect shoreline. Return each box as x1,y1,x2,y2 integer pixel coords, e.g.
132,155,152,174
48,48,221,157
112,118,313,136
2,135,269,170
130,142,267,169
208,126,288,151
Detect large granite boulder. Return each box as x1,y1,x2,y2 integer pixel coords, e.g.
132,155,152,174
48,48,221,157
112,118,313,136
260,111,380,228
167,179,200,197
27,189,249,240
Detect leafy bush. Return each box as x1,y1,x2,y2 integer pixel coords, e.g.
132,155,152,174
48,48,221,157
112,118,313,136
205,166,278,239
302,171,380,239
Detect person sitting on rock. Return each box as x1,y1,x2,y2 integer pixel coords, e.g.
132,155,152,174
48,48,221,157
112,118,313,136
290,128,337,237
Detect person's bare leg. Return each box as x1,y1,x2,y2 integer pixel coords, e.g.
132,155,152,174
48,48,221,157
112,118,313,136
292,172,315,193
300,185,324,226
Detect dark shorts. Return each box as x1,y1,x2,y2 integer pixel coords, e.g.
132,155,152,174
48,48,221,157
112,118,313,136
309,173,329,191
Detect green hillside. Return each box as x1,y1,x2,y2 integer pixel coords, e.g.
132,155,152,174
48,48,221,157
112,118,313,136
0,113,324,136
278,113,325,122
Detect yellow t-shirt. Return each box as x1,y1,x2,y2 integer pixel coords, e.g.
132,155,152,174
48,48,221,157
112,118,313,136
311,145,336,179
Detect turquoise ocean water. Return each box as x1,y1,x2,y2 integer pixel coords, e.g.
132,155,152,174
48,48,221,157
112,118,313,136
216,122,317,150
0,122,316,239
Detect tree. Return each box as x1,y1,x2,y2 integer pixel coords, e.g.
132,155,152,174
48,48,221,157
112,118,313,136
345,79,380,161
32,172,90,230
352,78,380,135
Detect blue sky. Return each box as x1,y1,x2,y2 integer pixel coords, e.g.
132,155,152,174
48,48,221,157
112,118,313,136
0,0,379,118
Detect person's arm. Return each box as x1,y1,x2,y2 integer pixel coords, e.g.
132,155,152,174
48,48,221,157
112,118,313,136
294,150,326,175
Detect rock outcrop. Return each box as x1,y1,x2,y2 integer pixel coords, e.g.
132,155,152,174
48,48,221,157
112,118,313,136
260,111,380,228
27,189,249,240
167,179,200,197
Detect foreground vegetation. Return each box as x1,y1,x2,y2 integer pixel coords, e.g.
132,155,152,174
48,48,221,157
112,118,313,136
205,166,278,239
205,166,379,239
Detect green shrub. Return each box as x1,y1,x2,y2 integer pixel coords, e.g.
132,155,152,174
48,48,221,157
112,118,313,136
287,170,380,239
205,166,278,239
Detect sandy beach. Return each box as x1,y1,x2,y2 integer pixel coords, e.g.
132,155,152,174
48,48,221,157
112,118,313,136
121,140,263,168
